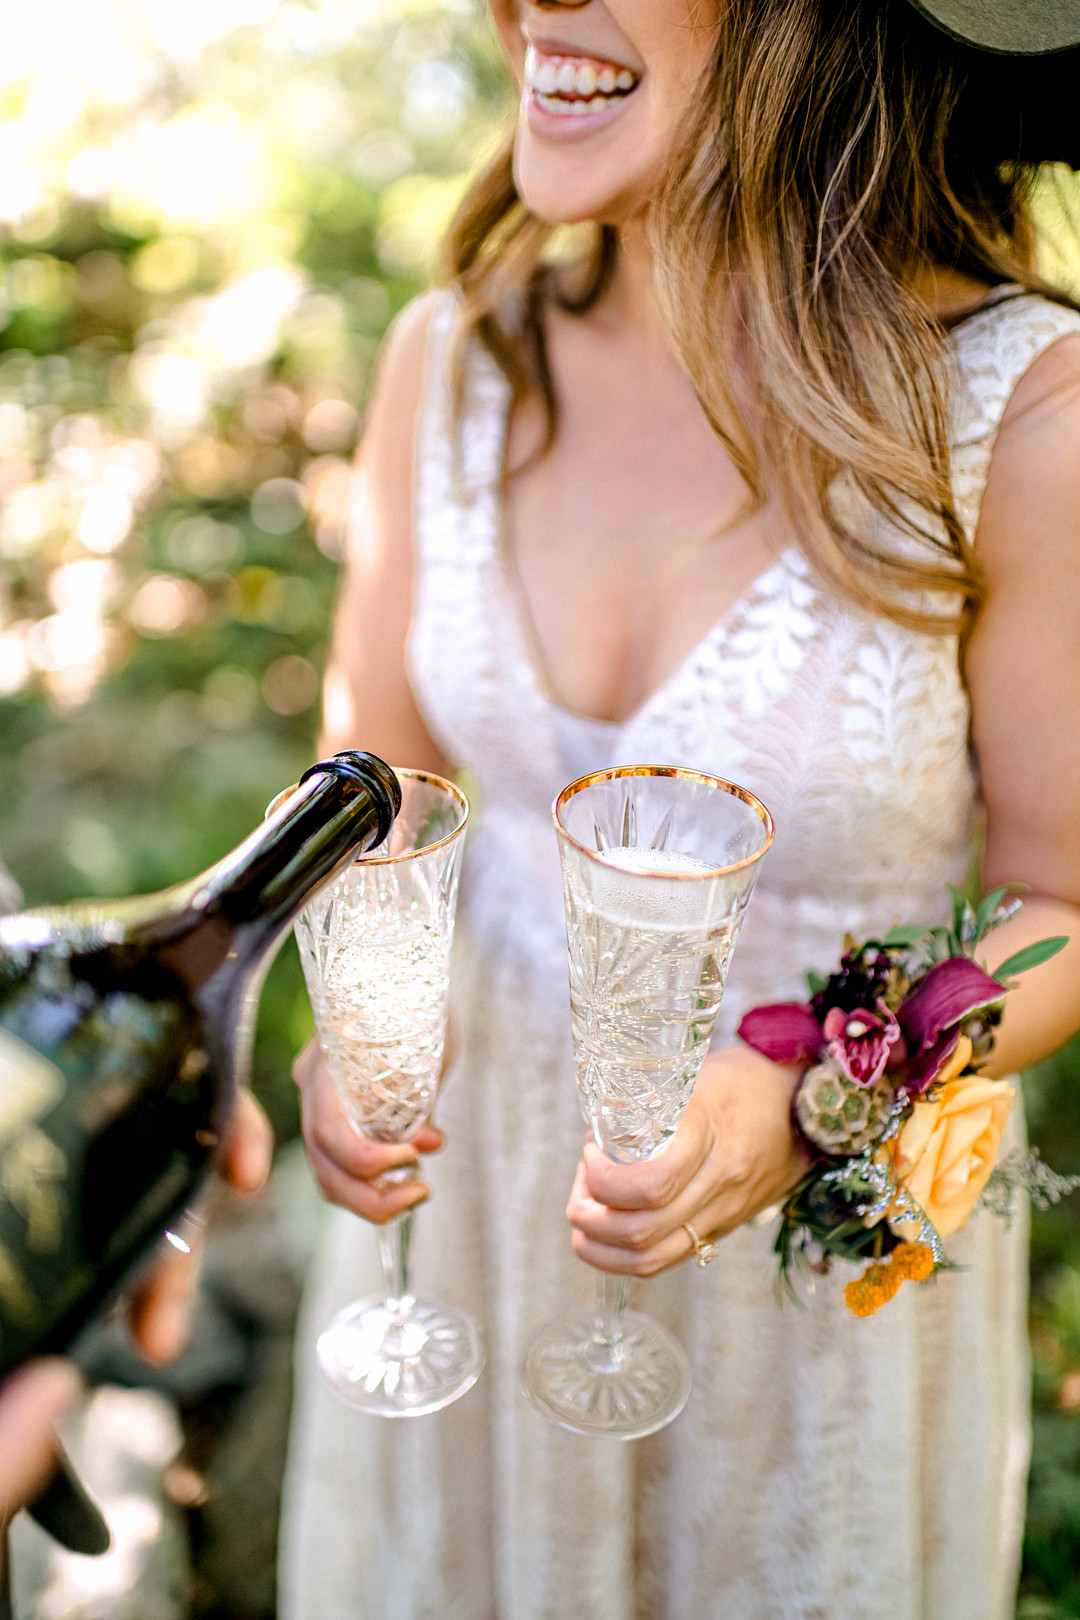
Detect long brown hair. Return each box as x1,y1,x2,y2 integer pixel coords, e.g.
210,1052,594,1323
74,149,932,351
444,0,1075,637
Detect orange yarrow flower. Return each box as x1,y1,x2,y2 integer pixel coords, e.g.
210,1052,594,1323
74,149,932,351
890,1241,935,1282
843,1241,936,1317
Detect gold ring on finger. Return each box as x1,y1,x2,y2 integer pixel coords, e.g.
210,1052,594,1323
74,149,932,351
683,1222,720,1269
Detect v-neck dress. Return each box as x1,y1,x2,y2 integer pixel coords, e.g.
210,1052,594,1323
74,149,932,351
281,288,1080,1620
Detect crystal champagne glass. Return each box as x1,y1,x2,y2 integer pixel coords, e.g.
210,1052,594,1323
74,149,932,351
523,766,774,1439
285,768,481,1416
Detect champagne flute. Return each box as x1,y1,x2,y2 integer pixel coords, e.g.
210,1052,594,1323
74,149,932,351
286,768,481,1416
523,766,774,1439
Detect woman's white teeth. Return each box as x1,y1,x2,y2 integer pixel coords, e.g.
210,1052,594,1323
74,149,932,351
524,47,640,110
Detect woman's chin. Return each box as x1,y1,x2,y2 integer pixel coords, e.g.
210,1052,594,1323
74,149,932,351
513,153,641,230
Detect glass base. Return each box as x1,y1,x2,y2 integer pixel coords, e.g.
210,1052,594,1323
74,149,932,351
317,1293,485,1417
522,1306,691,1439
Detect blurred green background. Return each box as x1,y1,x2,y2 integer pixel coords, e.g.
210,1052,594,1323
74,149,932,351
0,1,1078,1613
0,0,511,1146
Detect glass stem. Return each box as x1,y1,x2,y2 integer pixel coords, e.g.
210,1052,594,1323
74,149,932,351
593,1272,629,1348
376,1208,415,1310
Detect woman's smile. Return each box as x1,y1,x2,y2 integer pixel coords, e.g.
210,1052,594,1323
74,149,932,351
500,2,715,225
523,42,641,135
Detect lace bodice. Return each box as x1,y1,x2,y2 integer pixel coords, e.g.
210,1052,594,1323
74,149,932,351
408,289,1080,1033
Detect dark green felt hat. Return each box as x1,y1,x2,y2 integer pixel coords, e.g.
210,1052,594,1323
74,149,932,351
907,0,1080,54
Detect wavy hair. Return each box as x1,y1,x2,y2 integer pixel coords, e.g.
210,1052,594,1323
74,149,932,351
444,0,1076,637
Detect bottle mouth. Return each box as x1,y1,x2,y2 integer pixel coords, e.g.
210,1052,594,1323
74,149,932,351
298,752,402,846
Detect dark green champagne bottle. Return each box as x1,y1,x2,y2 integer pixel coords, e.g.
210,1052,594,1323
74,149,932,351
0,750,400,1378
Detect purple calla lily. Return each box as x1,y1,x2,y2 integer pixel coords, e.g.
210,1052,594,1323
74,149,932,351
896,956,1004,1093
737,1002,824,1065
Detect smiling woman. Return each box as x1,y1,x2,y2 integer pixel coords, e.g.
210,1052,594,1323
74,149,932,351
280,3,1080,1619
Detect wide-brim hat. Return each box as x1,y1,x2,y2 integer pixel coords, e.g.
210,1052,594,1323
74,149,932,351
908,0,1080,54
902,0,1080,166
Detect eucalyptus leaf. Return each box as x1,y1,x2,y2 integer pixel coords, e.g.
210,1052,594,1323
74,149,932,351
993,936,1070,980
883,924,931,947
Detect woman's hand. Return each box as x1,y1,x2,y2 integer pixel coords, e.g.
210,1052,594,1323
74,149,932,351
566,1044,806,1277
293,1038,444,1224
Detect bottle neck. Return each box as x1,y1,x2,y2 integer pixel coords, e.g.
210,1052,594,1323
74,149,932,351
149,754,399,991
0,753,398,998
192,763,393,928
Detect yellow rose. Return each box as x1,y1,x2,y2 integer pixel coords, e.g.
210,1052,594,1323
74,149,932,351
887,1039,1015,1238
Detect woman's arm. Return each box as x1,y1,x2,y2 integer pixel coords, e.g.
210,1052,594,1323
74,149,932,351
317,294,451,773
294,294,452,1223
964,332,1080,1075
567,333,1080,1276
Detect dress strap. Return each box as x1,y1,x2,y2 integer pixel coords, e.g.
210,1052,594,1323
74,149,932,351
949,292,1080,543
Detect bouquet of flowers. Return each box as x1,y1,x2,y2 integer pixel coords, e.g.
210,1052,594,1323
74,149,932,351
737,887,1075,1317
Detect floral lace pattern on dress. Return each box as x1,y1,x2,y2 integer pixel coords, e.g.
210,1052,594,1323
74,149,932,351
281,289,1080,1620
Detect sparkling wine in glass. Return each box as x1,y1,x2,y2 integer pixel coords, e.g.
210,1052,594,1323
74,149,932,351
289,769,482,1416
523,766,774,1439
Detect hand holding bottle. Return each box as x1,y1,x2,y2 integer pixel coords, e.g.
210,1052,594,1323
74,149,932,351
0,1086,272,1535
127,1086,273,1362
0,751,399,1381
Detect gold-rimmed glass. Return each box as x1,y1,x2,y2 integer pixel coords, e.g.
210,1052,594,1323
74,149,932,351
523,766,774,1439
275,768,482,1416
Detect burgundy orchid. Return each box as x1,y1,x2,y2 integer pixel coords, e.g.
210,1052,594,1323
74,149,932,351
896,956,1004,1095
822,1003,902,1088
736,1002,823,1066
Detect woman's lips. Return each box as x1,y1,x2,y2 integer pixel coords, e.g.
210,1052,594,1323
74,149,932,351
523,45,640,119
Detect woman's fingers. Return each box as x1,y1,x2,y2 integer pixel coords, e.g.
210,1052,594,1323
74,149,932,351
0,1359,84,1529
409,1124,445,1155
299,1055,421,1180
567,1153,724,1272
570,1220,693,1278
566,1046,806,1277
304,1141,431,1223
578,1100,712,1212
219,1087,275,1195
293,1037,444,1221
567,1163,758,1275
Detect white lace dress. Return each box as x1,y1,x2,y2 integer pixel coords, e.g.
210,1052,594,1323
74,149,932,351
280,290,1080,1620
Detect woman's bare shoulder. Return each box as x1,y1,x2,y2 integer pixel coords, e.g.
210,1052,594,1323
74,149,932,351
364,289,445,461
355,289,447,567
319,290,451,768
979,329,1080,573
